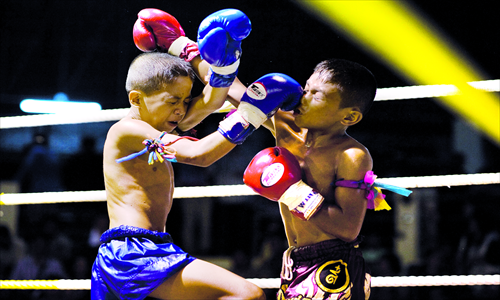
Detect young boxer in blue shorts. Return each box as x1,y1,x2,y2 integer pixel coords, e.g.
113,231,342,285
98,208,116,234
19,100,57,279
91,8,305,300
235,59,411,299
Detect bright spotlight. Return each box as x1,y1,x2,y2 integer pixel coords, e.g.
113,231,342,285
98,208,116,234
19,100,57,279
20,93,102,114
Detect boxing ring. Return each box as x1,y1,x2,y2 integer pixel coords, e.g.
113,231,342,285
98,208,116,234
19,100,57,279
1,83,499,291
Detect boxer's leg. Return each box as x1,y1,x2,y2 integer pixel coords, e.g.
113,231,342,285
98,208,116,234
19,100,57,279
149,259,265,299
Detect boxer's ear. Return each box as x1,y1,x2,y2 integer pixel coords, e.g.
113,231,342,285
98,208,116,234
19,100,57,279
341,108,362,126
129,90,143,107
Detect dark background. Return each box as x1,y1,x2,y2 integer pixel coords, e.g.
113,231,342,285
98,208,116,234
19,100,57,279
1,1,499,299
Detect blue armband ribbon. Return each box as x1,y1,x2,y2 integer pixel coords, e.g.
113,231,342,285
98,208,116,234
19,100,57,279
116,132,198,165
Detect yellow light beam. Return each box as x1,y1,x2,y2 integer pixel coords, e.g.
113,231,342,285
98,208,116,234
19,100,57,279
296,0,499,144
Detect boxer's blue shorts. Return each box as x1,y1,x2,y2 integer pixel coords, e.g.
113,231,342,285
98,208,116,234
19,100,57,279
91,225,195,300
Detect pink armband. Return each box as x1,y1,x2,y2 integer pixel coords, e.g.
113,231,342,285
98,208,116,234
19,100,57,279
334,171,412,211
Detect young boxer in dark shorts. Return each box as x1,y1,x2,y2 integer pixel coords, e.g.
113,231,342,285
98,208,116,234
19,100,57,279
234,59,411,299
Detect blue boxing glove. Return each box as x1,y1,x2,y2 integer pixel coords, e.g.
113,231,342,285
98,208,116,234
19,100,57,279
242,73,303,115
218,73,303,144
198,9,251,87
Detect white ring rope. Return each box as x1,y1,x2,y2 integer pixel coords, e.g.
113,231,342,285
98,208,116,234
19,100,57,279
370,275,500,287
1,80,498,129
0,108,129,129
1,275,499,290
0,279,90,290
1,173,498,205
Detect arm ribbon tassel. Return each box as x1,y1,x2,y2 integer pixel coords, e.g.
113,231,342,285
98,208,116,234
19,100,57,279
334,171,412,211
116,132,199,164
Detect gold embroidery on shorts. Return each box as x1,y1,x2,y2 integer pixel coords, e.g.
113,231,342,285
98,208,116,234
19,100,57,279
315,260,350,293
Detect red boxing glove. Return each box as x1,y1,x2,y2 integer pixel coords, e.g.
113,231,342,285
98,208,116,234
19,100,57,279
244,147,324,220
133,8,200,61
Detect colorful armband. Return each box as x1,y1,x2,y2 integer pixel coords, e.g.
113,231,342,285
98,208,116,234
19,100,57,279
334,171,412,211
116,132,198,165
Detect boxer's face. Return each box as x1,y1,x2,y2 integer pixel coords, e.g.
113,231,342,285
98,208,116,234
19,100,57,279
138,76,193,133
293,73,349,130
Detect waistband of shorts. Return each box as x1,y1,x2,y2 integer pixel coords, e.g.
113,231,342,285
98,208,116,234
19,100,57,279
100,225,173,244
292,236,363,261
